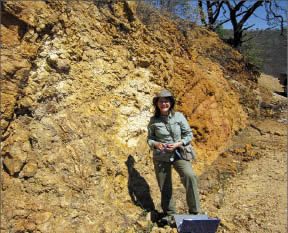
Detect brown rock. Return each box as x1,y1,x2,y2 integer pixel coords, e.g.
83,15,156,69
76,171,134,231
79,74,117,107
35,212,53,225
20,160,38,178
136,220,149,229
2,134,31,176
47,55,71,72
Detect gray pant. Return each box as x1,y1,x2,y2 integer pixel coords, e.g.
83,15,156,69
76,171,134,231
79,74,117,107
154,159,201,215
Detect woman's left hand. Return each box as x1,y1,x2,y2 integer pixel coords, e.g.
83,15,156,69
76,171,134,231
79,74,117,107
165,142,183,152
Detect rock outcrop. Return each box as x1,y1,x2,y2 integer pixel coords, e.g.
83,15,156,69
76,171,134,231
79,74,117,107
1,1,259,232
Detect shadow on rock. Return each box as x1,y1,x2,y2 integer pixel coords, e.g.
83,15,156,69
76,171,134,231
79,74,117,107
126,155,155,213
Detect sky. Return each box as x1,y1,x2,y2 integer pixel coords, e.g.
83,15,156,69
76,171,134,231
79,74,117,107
221,0,288,30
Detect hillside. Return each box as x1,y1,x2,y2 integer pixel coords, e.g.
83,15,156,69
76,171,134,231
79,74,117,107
1,1,264,232
219,29,287,77
247,29,287,76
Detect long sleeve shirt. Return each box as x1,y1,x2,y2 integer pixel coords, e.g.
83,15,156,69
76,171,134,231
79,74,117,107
147,111,193,162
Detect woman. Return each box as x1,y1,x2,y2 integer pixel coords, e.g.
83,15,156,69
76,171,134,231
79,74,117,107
147,89,201,222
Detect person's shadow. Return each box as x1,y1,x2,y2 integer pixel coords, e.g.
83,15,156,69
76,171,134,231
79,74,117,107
125,155,156,213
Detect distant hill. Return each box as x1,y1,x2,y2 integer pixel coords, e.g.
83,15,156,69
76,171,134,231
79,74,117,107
219,29,287,78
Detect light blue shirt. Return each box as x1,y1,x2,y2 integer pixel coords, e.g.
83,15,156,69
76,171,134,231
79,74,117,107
147,111,193,161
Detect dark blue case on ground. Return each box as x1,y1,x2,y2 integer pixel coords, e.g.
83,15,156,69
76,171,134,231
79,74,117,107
173,214,220,233
179,219,220,233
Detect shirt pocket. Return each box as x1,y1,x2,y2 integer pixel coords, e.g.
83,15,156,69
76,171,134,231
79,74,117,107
170,121,181,139
153,122,169,138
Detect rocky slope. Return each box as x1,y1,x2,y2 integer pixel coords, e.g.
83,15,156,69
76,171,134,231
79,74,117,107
175,74,287,233
1,1,261,232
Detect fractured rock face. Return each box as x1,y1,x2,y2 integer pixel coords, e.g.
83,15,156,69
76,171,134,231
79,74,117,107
1,1,259,232
46,54,71,73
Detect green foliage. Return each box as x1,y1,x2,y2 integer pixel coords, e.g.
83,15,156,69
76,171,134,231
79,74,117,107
242,29,287,76
215,24,229,39
241,42,264,69
141,210,149,217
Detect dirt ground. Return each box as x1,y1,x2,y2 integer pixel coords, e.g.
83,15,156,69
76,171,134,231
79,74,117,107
201,73,287,233
147,73,287,233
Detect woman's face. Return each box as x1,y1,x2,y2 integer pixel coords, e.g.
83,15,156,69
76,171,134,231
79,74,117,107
157,97,171,115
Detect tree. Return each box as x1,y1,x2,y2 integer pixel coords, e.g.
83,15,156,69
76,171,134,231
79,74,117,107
198,0,225,30
225,0,263,47
197,0,286,48
240,39,264,69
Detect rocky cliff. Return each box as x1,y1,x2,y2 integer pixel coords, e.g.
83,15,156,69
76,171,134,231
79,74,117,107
1,1,260,232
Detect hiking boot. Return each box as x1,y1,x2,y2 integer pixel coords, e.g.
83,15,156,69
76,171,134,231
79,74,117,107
160,215,175,225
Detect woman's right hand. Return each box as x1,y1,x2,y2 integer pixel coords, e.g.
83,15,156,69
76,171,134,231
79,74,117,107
154,142,167,151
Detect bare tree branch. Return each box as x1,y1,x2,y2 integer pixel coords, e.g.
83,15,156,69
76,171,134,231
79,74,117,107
265,0,284,35
215,10,247,28
238,1,263,29
198,0,208,26
242,24,256,31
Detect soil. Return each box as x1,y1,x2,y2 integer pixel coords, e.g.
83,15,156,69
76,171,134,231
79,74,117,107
148,73,287,233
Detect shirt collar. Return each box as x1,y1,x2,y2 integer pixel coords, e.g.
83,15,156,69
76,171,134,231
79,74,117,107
160,111,173,122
